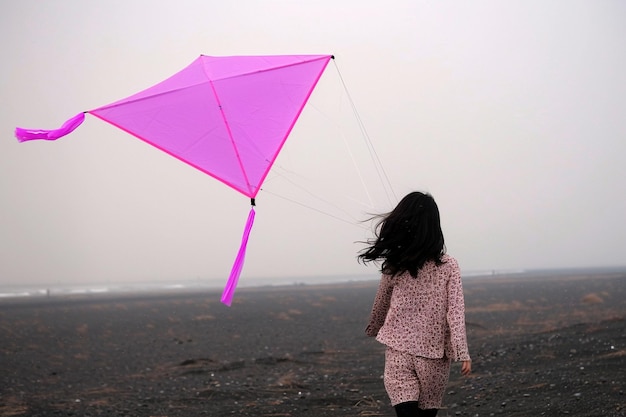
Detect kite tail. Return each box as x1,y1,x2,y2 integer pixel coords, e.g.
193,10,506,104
221,206,256,306
15,112,86,142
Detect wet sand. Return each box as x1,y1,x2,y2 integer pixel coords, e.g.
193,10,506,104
1,269,624,416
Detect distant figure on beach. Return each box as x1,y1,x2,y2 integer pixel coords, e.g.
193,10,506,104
359,191,471,417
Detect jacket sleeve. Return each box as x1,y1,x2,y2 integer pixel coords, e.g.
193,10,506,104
365,274,394,337
446,260,471,361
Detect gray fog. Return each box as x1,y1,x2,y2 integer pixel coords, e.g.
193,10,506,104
1,1,624,287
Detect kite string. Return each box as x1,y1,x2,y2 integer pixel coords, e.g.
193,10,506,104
260,188,368,229
260,57,398,227
331,59,397,207
308,90,376,210
260,167,367,226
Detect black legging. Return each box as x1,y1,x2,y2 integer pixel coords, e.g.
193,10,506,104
394,401,438,417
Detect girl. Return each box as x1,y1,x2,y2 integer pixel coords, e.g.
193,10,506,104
359,192,471,417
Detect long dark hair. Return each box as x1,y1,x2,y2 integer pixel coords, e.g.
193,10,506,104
358,192,446,278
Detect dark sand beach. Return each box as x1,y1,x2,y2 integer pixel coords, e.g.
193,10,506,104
1,269,624,417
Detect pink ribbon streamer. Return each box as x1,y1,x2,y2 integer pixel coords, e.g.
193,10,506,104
15,112,86,142
221,207,256,306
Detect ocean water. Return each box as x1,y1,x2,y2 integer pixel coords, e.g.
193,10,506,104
0,273,378,300
5,266,625,300
0,269,527,300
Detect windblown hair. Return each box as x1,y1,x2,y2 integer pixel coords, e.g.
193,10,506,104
358,192,446,278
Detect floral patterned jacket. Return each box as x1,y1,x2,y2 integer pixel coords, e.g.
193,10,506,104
365,254,471,362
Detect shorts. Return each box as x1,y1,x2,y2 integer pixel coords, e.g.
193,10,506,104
384,346,451,408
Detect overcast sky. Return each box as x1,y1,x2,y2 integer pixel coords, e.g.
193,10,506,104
1,1,625,287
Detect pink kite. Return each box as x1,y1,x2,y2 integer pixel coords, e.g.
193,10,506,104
15,54,334,305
